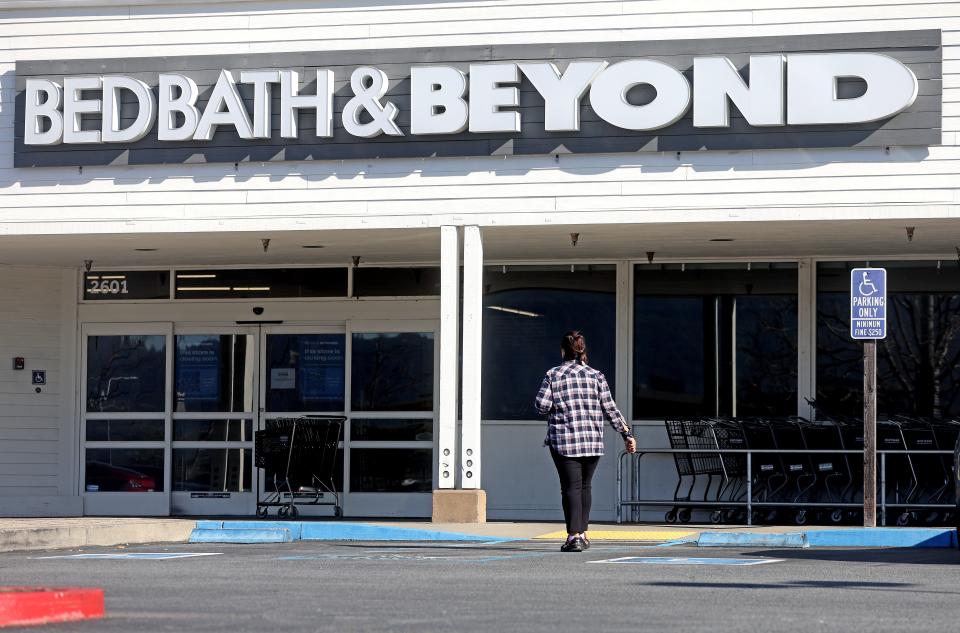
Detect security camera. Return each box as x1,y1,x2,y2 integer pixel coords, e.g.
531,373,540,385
83,260,93,272
252,306,265,316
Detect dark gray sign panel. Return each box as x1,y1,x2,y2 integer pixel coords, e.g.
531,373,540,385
14,29,941,168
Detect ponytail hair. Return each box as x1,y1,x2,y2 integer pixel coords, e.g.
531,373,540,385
561,330,588,365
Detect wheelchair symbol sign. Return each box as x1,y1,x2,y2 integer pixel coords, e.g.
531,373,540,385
31,370,46,385
850,268,886,340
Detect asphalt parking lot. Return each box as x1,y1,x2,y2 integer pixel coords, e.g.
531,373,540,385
1,540,959,632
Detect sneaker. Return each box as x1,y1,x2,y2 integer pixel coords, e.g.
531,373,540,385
560,537,584,553
581,535,591,550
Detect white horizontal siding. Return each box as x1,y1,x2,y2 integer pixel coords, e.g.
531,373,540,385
0,266,66,496
0,0,957,235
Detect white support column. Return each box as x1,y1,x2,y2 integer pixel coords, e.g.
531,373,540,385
437,226,460,489
460,225,483,489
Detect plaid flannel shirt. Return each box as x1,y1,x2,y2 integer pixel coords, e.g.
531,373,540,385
534,360,632,457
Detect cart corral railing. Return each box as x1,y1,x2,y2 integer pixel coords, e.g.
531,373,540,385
617,448,956,527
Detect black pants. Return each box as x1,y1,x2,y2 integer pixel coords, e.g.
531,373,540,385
550,449,601,535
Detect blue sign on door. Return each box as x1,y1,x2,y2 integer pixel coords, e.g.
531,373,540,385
850,268,887,340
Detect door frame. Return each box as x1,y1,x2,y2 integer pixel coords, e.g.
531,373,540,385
170,325,260,516
259,324,348,517
79,322,172,516
343,319,439,518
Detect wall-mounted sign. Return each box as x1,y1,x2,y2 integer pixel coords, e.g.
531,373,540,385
32,370,46,385
83,271,170,301
270,368,296,390
175,337,221,405
14,30,940,167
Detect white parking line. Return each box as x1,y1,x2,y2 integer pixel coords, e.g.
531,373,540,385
589,556,784,566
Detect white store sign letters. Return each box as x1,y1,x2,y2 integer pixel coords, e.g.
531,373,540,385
24,53,919,146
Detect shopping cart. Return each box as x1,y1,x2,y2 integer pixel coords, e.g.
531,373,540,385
663,418,727,524
255,416,344,518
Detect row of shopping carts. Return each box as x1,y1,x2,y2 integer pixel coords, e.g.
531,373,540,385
618,414,958,526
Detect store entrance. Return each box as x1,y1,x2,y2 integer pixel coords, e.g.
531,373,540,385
81,319,436,517
171,325,347,516
81,324,346,517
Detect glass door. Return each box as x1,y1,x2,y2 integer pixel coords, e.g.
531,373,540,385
81,323,171,516
259,327,346,517
170,328,258,515
345,323,437,518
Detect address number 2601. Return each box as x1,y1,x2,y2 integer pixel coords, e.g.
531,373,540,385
88,279,129,295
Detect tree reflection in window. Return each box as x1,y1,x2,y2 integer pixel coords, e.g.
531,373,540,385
817,261,960,418
86,335,166,413
351,333,434,411
634,263,798,418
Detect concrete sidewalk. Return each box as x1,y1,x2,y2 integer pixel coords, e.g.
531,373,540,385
2,518,957,552
0,518,195,553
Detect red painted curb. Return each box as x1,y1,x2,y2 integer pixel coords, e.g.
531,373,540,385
0,587,104,628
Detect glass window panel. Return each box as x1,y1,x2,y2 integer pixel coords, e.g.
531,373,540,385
349,448,432,492
85,448,163,492
175,334,254,413
173,448,252,492
353,267,441,297
83,271,170,300
265,334,345,412
86,419,164,442
175,268,347,299
351,333,434,412
634,296,707,417
817,261,960,418
351,418,433,442
86,335,166,413
174,419,252,442
634,263,798,418
482,265,616,420
735,295,799,416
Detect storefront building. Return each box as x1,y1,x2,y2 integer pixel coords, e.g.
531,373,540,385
0,0,957,521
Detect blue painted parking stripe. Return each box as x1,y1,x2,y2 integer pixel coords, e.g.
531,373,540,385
697,532,807,548
804,528,955,548
215,521,303,540
189,528,292,544
589,556,783,566
298,522,517,542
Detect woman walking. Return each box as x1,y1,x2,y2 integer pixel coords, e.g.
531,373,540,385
535,331,636,552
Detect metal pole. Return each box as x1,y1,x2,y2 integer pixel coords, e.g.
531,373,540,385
616,453,622,524
746,451,752,526
880,451,886,527
863,339,877,527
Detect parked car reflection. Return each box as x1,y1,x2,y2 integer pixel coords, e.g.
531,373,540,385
86,461,156,492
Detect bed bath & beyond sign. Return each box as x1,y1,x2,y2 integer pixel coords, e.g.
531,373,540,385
24,53,920,145
14,30,940,165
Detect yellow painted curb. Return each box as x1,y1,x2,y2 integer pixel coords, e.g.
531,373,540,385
533,530,696,541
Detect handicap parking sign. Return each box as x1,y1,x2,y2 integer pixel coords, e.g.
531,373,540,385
31,370,46,385
850,268,886,340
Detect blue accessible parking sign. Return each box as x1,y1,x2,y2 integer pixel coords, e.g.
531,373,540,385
850,268,887,340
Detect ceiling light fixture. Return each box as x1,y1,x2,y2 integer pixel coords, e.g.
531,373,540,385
709,238,735,242
487,305,542,318
177,286,231,291
134,248,158,252
301,245,325,249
